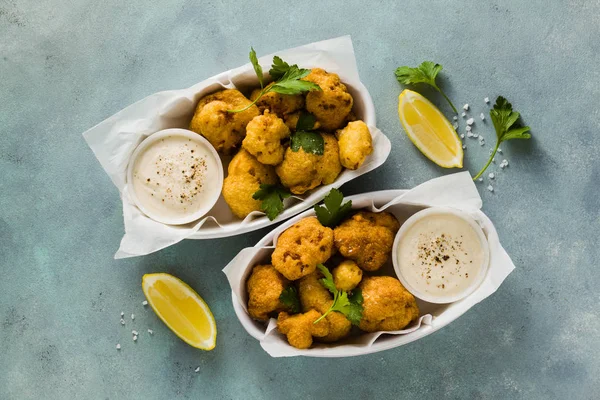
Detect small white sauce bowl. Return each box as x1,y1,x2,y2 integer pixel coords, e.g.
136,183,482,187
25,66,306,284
392,207,490,304
126,128,223,225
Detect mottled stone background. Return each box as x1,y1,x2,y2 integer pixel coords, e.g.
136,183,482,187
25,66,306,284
1,0,599,399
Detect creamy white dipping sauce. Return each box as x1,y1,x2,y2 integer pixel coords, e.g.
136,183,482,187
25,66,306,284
396,212,486,300
131,134,221,224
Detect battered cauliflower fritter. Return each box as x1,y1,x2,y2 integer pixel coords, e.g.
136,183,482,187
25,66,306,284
332,260,363,291
336,120,373,170
222,149,278,218
277,309,330,349
303,68,353,131
275,133,342,194
250,84,304,117
271,217,333,281
333,211,400,271
318,133,342,185
189,89,259,154
283,111,321,131
358,276,419,332
298,271,351,342
246,264,289,321
242,111,290,165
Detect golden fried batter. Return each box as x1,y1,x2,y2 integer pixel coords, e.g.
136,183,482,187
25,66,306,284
246,264,289,321
332,260,363,291
318,133,342,185
222,149,277,218
275,133,342,194
303,68,353,131
271,217,333,280
298,271,351,342
277,309,329,349
358,276,419,332
333,211,400,271
242,111,290,165
336,120,373,170
283,111,321,131
250,84,304,117
189,89,259,154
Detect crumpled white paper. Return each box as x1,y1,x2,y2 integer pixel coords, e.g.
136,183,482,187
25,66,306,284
223,172,516,357
82,36,391,259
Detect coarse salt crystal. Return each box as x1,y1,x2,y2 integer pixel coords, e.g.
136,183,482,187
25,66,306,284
473,133,479,138
461,112,466,117
132,330,138,335
133,335,138,342
492,158,496,163
487,185,494,192
498,148,503,153
195,367,200,373
460,133,465,139
500,164,505,169
131,314,135,320
480,113,485,120
463,104,469,111
453,123,459,129
116,344,121,350
489,173,495,179
142,300,148,306
466,125,472,132
467,132,473,138
462,144,466,149
502,159,508,166
484,97,490,103
148,329,154,335
453,116,458,121
120,319,125,325
478,177,483,182
480,141,485,146
120,311,124,317
467,118,474,125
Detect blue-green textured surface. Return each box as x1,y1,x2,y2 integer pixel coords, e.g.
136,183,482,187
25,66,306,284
1,0,599,399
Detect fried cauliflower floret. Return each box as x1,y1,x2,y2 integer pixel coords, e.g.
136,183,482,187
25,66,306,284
189,89,259,154
336,120,373,170
222,149,277,218
283,111,322,131
242,111,290,165
277,309,329,349
250,84,304,117
358,276,419,332
298,272,351,342
332,260,363,291
246,264,289,321
318,133,342,185
275,133,342,194
303,68,353,131
333,211,400,271
271,217,333,280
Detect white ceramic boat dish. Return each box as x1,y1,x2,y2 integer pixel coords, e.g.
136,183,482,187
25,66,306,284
223,185,515,358
83,37,391,258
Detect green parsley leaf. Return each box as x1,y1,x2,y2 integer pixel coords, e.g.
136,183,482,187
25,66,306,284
252,184,291,221
229,50,321,113
314,188,353,228
395,61,457,113
269,56,290,80
279,286,300,314
249,47,263,89
295,111,317,131
290,131,324,155
472,96,531,180
314,264,363,326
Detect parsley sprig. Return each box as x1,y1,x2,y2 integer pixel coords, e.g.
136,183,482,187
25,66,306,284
472,96,531,180
290,111,324,155
395,61,457,114
313,264,363,326
228,50,321,113
279,286,300,314
252,184,291,221
314,188,352,228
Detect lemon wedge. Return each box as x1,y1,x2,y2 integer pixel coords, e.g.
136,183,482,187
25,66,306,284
398,89,463,168
142,273,216,350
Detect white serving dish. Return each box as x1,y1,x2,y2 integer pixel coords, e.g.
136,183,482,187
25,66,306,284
82,36,391,257
392,206,490,304
223,181,516,358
